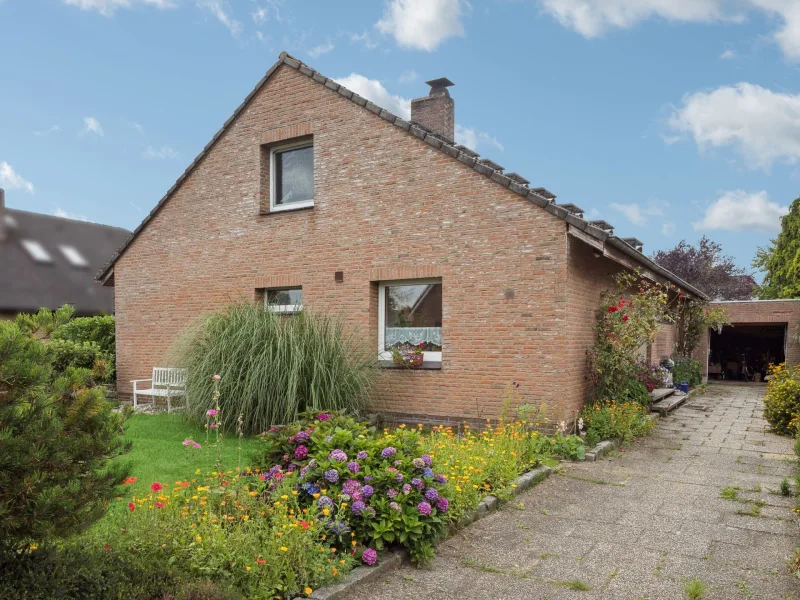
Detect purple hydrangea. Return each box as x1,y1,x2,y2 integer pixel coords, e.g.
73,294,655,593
424,487,439,502
381,447,397,459
423,468,434,479
436,497,449,512
412,458,425,469
421,454,432,467
347,461,360,474
317,495,333,508
317,413,331,422
402,484,412,495
362,548,378,566
387,488,399,499
356,451,368,461
364,474,374,483
295,431,310,442
434,474,447,485
361,485,374,498
389,502,401,511
324,469,339,483
328,449,348,463
342,479,361,496
417,501,432,516
411,477,424,490
395,473,404,483
351,500,366,515
294,445,308,460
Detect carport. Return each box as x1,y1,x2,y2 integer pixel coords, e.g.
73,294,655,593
704,300,800,381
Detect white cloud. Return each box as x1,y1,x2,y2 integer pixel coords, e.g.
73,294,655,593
693,190,789,233
454,124,505,152
538,0,800,61
54,207,90,222
143,145,180,159
668,82,800,169
610,201,665,226
62,0,175,17
399,69,418,84
132,122,145,134
377,0,466,51
81,116,104,137
308,41,334,58
350,30,378,49
0,161,34,194
334,73,411,118
34,125,61,137
251,0,283,25
662,222,676,236
720,48,737,59
197,0,242,36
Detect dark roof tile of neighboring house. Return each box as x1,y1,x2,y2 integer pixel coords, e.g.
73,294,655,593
1,208,130,315
95,51,709,301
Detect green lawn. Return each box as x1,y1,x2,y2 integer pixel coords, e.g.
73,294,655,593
114,413,264,499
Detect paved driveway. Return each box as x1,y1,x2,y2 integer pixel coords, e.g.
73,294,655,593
349,384,800,599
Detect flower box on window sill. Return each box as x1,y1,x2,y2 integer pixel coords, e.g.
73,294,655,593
378,360,441,370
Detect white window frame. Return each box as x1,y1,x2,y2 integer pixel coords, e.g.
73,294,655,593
265,287,303,314
269,139,314,212
378,278,442,363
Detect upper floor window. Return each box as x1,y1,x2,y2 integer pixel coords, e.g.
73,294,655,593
270,140,313,211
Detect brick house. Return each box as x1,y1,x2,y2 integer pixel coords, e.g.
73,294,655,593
98,52,705,424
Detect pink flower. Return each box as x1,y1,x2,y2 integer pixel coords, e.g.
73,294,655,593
362,548,378,566
206,409,218,417
182,439,192,446
212,374,221,381
155,501,165,509
128,502,135,512
150,482,163,492
191,441,201,449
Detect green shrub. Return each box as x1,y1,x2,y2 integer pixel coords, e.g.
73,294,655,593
52,314,115,356
672,356,702,386
581,401,655,448
0,320,128,550
763,363,800,435
178,302,377,434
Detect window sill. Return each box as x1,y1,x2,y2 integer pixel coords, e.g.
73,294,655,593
260,204,314,215
378,360,442,370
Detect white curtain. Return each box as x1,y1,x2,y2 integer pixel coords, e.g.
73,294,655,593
385,327,442,347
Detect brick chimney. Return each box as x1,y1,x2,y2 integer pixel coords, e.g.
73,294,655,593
411,78,455,142
0,188,5,242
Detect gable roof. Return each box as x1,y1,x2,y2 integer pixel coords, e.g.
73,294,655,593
2,208,130,315
96,51,708,300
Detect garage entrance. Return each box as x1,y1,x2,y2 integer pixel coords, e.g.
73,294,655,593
708,324,786,381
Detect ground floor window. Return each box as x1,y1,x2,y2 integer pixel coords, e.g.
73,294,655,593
265,287,303,314
378,279,442,362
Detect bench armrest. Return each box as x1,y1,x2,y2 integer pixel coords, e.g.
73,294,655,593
131,379,153,384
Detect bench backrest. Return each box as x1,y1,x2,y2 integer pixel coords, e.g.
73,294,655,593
152,367,187,388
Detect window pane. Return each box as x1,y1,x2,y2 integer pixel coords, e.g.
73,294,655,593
267,288,303,307
384,283,442,352
275,145,313,205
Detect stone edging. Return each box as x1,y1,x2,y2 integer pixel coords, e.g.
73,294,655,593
298,464,553,600
583,438,622,462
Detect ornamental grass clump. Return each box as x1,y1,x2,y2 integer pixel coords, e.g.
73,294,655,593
178,301,377,434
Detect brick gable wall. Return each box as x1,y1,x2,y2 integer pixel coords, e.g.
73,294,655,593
114,64,592,423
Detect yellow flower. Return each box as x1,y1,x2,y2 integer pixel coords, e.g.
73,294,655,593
195,535,202,543
242,515,249,520
281,495,288,500
280,546,288,552
245,566,251,572
305,587,313,595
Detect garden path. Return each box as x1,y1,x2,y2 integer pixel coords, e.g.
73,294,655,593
348,383,800,599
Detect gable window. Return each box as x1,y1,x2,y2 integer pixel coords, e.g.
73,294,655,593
378,279,442,363
270,140,313,211
266,287,303,314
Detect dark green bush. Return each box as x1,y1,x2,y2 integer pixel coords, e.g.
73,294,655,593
178,302,377,434
672,356,702,386
52,314,115,356
0,321,128,550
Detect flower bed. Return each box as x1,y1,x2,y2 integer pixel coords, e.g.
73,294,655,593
580,401,655,448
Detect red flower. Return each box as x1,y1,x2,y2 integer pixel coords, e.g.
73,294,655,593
607,305,619,313
122,477,137,485
155,502,165,509
256,559,266,565
679,293,686,299
300,521,310,530
622,315,629,322
128,502,136,513
150,482,163,492
182,481,190,488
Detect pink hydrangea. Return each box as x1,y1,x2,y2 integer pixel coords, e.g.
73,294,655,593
362,548,378,566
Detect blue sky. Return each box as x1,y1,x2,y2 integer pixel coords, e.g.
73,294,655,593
3,0,800,274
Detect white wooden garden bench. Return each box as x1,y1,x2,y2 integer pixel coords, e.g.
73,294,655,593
131,367,188,413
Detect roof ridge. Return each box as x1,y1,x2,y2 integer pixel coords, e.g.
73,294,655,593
95,50,708,300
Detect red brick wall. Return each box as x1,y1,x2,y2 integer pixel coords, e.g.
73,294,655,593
651,323,678,363
114,64,580,424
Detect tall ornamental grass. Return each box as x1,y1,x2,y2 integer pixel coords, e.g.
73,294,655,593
179,302,376,434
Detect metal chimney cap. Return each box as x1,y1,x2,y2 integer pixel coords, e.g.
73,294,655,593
425,77,455,96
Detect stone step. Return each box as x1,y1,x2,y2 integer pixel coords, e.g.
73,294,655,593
650,391,689,417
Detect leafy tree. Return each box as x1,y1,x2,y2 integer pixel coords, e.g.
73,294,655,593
753,196,800,299
652,236,756,300
0,320,128,551
674,298,728,357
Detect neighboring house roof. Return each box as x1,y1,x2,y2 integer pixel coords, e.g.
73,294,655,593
1,208,130,315
95,51,708,301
